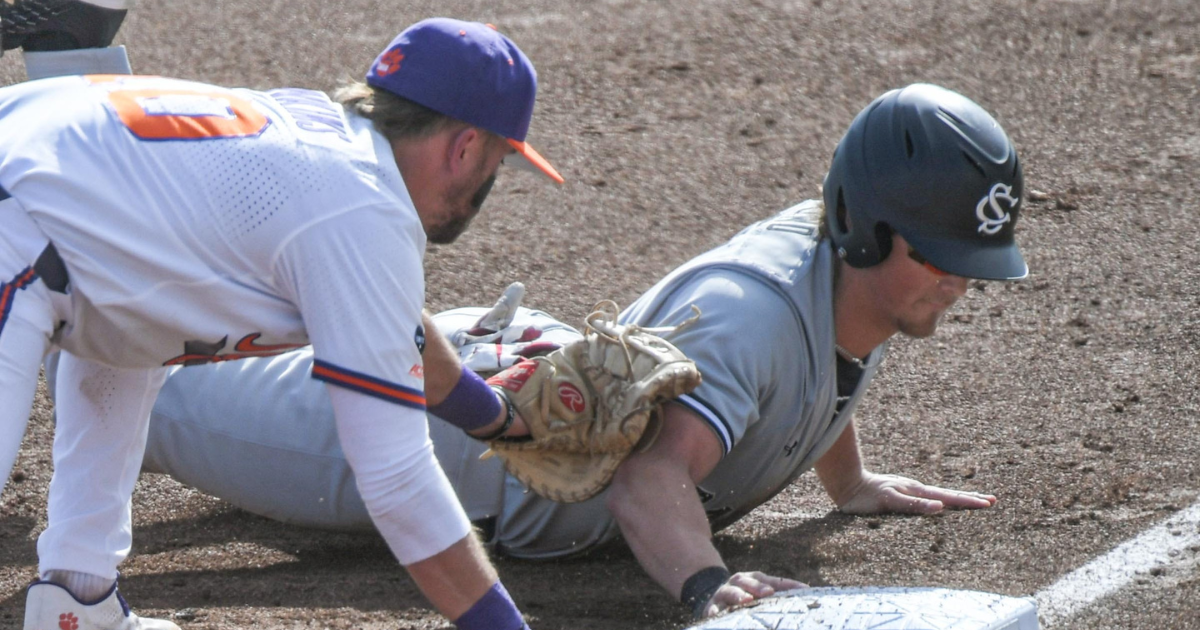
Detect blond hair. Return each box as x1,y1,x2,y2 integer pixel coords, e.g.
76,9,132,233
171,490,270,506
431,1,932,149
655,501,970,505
333,81,464,142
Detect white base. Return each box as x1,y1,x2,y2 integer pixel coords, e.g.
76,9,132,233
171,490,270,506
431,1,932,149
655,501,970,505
686,586,1039,630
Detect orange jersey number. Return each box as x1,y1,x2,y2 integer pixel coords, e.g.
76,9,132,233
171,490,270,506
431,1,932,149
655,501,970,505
88,74,269,140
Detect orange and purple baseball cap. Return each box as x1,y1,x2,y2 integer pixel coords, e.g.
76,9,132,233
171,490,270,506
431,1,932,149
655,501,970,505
367,18,563,184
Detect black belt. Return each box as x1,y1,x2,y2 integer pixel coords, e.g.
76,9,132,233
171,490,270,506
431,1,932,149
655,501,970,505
34,242,69,293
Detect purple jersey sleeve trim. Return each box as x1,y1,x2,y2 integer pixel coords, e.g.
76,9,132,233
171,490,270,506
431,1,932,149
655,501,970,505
311,358,426,410
677,393,733,455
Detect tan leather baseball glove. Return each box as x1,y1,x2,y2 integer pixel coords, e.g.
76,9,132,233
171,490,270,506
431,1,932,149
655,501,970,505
482,300,702,503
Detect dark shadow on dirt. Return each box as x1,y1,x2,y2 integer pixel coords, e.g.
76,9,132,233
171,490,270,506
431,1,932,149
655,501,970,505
0,516,37,567
1,505,859,629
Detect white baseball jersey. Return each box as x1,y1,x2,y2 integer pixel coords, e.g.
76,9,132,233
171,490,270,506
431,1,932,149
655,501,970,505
2,74,470,569
0,75,427,392
100,200,887,559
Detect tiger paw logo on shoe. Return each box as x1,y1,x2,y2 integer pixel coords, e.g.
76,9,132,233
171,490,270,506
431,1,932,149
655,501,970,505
59,612,79,630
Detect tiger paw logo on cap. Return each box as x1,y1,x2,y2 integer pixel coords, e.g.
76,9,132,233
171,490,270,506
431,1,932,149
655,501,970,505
373,47,405,77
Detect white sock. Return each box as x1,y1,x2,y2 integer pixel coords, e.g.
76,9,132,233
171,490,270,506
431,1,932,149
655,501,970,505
41,570,115,603
23,45,132,80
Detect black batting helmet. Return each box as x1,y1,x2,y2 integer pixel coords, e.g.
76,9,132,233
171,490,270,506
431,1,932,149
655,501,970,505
823,83,1027,280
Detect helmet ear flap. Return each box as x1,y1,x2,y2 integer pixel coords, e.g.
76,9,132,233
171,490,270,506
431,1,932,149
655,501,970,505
832,188,850,235
832,188,890,269
872,223,893,263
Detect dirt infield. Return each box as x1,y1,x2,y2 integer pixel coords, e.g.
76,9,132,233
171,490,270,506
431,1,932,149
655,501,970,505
2,0,1198,628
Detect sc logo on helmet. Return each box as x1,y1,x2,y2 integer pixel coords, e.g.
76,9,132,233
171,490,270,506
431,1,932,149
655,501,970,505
976,183,1018,235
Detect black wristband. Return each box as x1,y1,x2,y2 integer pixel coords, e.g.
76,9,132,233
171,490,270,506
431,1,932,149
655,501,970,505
680,566,731,619
473,387,516,441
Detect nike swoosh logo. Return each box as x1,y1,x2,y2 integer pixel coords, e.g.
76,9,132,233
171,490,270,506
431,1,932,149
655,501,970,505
233,333,306,354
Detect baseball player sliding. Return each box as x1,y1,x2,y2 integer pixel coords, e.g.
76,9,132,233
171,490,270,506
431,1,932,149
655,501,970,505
0,3,570,629
65,83,1031,620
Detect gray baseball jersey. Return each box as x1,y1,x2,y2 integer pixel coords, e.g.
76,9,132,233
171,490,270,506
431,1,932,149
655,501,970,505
491,199,885,556
67,199,885,557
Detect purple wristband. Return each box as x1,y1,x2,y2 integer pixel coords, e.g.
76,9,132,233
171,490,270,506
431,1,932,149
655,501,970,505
427,365,502,431
454,582,528,630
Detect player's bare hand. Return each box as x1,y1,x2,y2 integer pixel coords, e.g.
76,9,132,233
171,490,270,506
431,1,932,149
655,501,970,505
836,471,996,515
698,572,806,619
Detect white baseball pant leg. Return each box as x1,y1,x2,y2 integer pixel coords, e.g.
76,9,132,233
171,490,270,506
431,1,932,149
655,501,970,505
37,351,167,578
0,207,60,495
0,284,53,493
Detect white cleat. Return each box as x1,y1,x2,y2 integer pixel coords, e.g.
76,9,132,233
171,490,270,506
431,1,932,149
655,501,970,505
24,581,180,630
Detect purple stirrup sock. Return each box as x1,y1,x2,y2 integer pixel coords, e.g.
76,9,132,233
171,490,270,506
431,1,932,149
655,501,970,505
454,582,528,630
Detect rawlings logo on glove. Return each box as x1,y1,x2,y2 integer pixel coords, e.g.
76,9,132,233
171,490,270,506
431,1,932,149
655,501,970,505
470,290,702,503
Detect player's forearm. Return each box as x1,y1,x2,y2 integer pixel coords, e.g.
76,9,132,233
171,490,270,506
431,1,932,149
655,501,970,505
422,310,466,404
329,385,525,625
607,452,725,601
814,418,868,507
405,533,498,619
